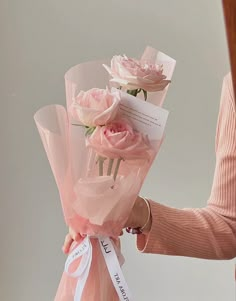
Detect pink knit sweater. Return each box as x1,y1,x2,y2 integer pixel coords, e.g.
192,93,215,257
137,74,236,260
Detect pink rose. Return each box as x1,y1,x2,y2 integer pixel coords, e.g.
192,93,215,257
69,88,120,126
86,119,151,160
103,55,170,92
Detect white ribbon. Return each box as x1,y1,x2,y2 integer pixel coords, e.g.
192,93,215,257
99,237,132,301
64,236,92,301
64,236,132,301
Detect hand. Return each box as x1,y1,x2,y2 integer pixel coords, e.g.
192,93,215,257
62,196,151,254
62,228,124,254
62,227,83,254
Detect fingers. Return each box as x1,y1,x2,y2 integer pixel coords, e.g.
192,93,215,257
62,227,82,254
69,227,82,242
63,227,124,255
62,233,73,254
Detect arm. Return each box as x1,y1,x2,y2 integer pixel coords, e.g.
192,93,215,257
136,74,236,260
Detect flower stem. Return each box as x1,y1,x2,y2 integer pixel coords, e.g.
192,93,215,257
113,158,122,181
142,89,147,101
107,158,114,176
98,156,106,176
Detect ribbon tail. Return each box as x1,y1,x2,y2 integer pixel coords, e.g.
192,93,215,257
64,236,93,301
99,237,132,301
74,242,93,301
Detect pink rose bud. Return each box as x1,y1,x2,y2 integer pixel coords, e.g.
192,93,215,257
69,88,120,126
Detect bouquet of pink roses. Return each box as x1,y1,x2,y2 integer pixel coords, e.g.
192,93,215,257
34,46,176,301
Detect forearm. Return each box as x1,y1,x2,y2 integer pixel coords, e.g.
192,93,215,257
137,200,236,260
136,74,236,260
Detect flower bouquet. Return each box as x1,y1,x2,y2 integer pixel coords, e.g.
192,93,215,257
34,46,176,301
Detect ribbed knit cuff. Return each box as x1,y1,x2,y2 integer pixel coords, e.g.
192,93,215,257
136,200,166,253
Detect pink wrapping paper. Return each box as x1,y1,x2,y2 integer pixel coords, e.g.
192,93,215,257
34,104,143,300
34,46,176,301
54,238,123,301
34,105,122,300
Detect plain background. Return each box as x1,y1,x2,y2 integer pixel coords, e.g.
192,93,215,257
0,0,234,300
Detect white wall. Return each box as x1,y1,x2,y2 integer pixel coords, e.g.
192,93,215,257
0,0,233,300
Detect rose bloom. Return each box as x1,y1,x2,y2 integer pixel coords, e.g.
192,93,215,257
86,119,151,160
69,88,120,126
103,55,170,92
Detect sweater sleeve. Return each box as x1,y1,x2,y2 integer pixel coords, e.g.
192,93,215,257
136,74,236,260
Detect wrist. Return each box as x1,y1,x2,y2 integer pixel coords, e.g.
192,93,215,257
133,196,152,233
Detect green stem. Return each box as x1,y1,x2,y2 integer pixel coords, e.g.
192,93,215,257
98,156,106,176
113,158,122,181
142,89,147,101
107,158,114,176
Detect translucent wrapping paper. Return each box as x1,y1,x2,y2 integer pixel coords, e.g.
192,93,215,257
34,46,176,301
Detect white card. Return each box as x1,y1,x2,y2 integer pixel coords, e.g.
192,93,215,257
117,90,169,140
